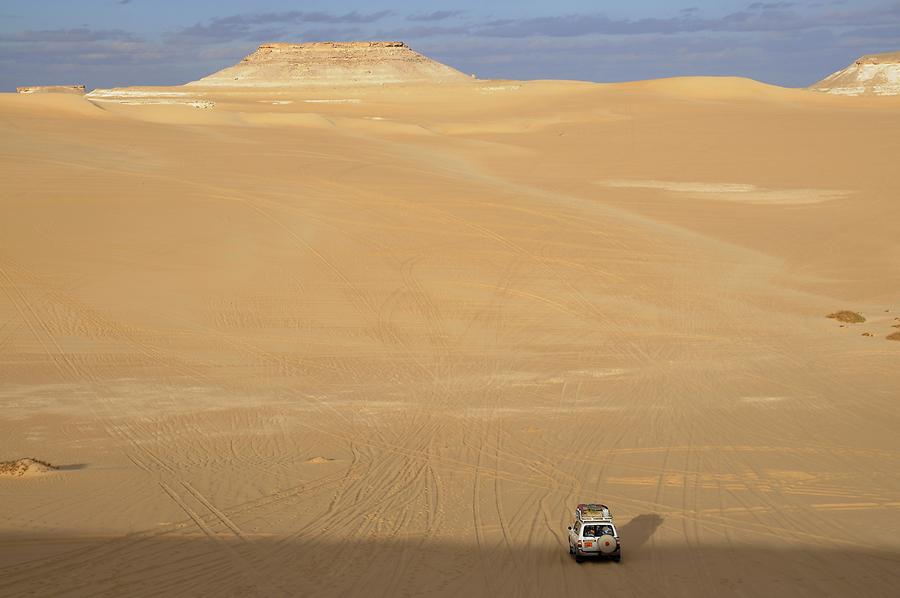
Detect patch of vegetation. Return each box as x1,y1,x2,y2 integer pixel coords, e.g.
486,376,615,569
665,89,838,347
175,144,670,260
887,332,900,341
827,311,866,324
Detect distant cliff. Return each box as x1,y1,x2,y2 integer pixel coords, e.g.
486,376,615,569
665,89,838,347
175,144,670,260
810,51,900,96
16,85,86,95
187,41,472,87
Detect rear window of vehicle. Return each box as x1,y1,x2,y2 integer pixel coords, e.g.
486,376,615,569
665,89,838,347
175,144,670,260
582,524,615,537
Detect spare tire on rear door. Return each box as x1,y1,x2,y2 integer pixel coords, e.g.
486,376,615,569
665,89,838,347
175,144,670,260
598,534,617,555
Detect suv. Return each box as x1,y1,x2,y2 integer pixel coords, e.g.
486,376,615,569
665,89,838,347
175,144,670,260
567,503,621,563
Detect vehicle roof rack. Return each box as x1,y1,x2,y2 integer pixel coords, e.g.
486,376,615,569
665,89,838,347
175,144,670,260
575,503,613,522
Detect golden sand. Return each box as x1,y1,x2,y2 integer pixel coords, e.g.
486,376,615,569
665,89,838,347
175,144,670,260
1,76,898,596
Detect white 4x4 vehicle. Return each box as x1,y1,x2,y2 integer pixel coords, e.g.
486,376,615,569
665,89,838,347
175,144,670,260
567,503,621,563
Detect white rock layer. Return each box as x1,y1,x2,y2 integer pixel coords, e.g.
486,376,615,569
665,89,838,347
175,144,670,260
810,51,900,96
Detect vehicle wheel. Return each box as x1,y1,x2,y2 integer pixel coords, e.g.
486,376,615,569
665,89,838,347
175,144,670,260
575,554,583,563
613,554,621,563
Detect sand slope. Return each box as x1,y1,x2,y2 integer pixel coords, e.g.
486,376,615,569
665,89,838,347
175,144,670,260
0,79,899,597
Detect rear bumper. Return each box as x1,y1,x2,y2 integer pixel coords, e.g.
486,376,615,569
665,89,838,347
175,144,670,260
576,546,620,558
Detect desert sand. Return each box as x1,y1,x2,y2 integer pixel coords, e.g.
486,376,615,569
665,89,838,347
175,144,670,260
1,47,900,597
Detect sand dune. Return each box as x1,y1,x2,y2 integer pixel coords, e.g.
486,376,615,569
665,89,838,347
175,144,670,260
1,74,899,597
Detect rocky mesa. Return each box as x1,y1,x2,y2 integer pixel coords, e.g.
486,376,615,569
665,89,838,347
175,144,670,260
810,51,900,96
187,41,472,87
16,85,86,95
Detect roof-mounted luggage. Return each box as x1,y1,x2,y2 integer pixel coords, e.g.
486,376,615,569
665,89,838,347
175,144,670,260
575,503,613,522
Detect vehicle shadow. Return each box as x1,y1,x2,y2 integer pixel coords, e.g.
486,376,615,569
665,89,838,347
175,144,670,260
618,513,664,550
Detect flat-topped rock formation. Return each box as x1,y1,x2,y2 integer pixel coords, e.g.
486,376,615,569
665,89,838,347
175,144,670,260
187,41,472,87
810,51,900,96
17,85,85,95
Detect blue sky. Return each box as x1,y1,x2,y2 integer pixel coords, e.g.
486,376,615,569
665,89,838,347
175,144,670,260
1,0,898,90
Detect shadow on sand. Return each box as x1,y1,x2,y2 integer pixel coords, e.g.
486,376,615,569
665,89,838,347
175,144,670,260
618,513,665,550
0,527,897,598
55,463,89,471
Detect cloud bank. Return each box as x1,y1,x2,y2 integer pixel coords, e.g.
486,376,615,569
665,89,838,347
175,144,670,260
1,3,898,90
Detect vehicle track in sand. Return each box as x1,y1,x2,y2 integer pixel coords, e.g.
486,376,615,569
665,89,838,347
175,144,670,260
0,261,303,594
3,100,899,596
5,250,894,589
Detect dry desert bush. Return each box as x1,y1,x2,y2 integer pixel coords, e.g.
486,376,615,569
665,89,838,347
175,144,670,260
827,311,866,323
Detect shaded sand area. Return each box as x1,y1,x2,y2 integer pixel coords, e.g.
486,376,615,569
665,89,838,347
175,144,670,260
1,78,899,597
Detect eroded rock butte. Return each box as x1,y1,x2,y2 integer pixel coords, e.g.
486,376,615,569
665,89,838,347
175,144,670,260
187,41,472,87
810,51,900,96
16,85,86,95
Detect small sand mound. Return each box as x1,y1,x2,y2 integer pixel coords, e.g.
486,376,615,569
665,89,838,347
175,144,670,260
305,456,334,464
827,311,866,324
887,332,900,341
0,458,58,478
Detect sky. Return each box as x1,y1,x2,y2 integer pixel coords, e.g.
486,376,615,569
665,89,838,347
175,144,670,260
1,0,898,90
